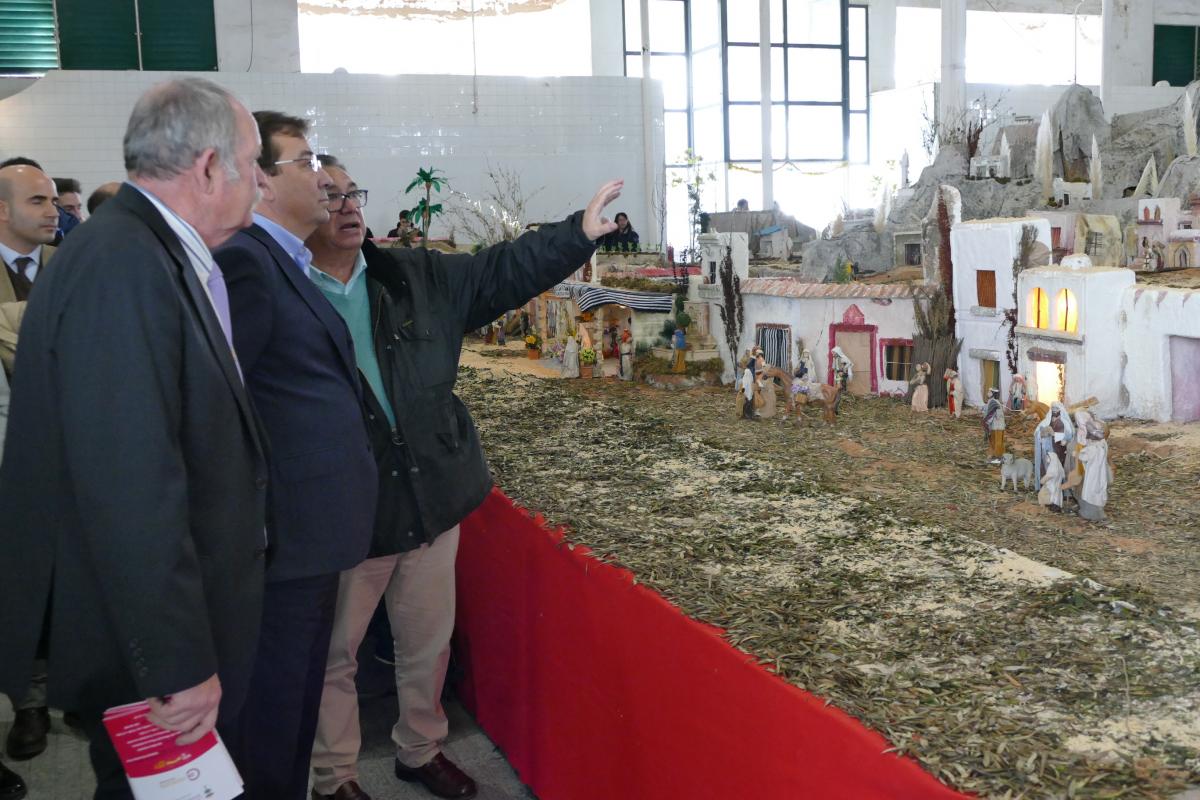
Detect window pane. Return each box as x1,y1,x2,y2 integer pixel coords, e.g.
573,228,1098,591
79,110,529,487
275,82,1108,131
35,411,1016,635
626,54,643,77
787,47,842,102
650,0,686,52
651,54,689,109
692,0,720,50
849,59,867,110
772,103,787,159
694,104,725,165
788,106,843,160
693,46,724,108
726,45,761,102
771,45,785,101
726,0,760,43
849,6,866,58
771,0,785,44
727,169,763,211
849,112,868,162
665,111,691,164
624,0,642,51
728,105,763,161
787,0,842,45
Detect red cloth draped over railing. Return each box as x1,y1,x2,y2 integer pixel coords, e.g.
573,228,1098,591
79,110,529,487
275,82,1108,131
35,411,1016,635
455,489,970,800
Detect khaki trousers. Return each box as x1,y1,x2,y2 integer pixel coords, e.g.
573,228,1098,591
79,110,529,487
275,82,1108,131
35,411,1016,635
311,526,459,795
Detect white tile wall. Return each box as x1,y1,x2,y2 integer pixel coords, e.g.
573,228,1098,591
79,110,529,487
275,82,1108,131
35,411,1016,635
0,71,664,239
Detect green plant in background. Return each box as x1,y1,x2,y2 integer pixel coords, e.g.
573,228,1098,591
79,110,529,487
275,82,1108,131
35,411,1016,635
670,149,716,265
579,347,597,366
405,166,448,241
675,311,692,331
832,256,854,284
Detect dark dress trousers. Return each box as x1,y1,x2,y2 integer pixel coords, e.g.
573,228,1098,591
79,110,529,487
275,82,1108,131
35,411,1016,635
214,223,377,800
0,185,270,796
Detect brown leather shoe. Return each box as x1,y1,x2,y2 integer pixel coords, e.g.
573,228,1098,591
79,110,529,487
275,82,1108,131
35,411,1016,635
311,780,372,800
394,753,477,799
4,708,49,761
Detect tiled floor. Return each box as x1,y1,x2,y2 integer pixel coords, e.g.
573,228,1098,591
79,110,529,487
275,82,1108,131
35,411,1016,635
0,644,535,800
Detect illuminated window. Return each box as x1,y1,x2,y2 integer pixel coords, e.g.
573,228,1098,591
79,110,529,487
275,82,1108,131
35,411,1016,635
1027,287,1049,329
1054,288,1078,333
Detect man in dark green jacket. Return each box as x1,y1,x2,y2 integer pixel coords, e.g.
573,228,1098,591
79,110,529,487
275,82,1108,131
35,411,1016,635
306,155,621,800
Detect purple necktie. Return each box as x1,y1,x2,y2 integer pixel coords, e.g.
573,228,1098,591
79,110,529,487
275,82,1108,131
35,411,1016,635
205,262,242,379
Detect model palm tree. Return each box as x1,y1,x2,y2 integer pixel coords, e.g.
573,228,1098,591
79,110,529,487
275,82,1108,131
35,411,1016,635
405,167,448,242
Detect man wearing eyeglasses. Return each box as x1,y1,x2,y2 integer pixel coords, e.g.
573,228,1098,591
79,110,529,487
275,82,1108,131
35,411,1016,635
302,155,622,800
214,112,378,800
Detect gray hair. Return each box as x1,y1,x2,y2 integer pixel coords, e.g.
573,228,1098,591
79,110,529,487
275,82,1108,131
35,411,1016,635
124,78,243,180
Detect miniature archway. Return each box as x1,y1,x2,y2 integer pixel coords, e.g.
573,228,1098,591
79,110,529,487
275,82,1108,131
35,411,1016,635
1054,288,1078,333
1178,248,1191,269
1027,287,1050,329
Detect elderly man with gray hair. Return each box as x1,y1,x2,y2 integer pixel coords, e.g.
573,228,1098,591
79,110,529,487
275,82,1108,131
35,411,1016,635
0,77,270,798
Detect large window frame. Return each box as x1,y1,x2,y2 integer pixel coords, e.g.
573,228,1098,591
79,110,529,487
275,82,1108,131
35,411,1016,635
721,0,869,166
623,0,694,169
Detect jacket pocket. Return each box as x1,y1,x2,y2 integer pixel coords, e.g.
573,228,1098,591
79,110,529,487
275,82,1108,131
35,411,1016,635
436,401,462,450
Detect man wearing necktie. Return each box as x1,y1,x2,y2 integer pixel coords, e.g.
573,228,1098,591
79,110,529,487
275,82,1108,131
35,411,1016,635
214,112,377,800
0,78,271,799
0,163,59,376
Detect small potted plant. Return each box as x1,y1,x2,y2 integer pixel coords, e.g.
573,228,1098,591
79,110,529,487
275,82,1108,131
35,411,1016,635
579,346,597,378
524,331,542,359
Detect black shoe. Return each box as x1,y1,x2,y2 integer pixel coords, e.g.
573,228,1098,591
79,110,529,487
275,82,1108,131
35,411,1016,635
5,708,49,761
0,761,26,800
395,754,477,799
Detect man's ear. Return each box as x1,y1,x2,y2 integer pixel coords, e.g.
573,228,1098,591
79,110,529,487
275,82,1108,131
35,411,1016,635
0,199,9,224
195,148,223,194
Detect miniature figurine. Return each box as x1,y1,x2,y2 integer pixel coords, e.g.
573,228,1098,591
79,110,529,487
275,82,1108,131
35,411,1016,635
1008,374,1027,411
944,368,964,418
672,326,688,374
755,354,778,418
909,362,931,412
983,387,1006,464
1072,409,1112,522
1000,453,1033,491
1038,450,1065,512
496,318,507,347
618,329,633,381
561,334,580,379
831,346,854,392
1033,401,1074,486
739,359,758,420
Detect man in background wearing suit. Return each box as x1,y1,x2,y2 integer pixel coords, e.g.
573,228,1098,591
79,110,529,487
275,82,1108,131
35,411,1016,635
215,112,377,800
0,163,58,376
0,77,270,799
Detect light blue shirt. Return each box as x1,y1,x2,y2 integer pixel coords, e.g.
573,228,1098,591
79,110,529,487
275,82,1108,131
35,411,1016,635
253,212,312,278
309,252,396,428
0,241,44,283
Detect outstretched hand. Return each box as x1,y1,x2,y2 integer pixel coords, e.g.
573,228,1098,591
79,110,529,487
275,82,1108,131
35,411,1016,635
581,179,624,241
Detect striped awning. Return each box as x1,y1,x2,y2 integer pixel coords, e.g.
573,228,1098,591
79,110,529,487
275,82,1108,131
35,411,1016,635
559,282,675,313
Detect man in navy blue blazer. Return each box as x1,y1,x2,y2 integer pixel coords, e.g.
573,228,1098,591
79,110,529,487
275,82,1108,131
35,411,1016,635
214,111,377,800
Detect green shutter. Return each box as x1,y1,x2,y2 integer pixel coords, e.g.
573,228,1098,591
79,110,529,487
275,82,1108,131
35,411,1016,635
56,0,138,69
1152,25,1199,88
138,0,217,71
0,0,59,74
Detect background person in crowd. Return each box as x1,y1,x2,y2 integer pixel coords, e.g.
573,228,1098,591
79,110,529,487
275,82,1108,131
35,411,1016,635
214,113,377,800
86,182,122,215
52,177,84,241
0,367,26,800
0,164,58,373
0,77,270,800
305,154,619,800
599,211,637,250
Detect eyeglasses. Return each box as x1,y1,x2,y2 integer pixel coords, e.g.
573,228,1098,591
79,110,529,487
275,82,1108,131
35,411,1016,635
327,189,368,211
272,153,321,173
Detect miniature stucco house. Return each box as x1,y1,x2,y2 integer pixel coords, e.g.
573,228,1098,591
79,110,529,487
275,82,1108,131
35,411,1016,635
950,217,1052,407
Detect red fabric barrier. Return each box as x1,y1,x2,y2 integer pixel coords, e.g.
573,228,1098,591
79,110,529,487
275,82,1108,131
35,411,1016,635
455,489,970,800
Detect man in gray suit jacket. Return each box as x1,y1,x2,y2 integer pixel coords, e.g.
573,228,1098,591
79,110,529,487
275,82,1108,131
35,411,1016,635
0,78,270,799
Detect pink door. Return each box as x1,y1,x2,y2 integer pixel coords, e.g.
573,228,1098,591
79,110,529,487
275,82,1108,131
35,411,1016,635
1170,336,1200,422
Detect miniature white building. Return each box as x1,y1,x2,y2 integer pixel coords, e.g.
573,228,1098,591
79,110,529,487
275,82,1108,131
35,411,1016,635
757,226,791,259
969,154,1009,180
697,231,749,286
1122,281,1200,422
1133,197,1180,271
1014,259,1135,417
1052,178,1092,207
736,279,932,397
950,217,1053,408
